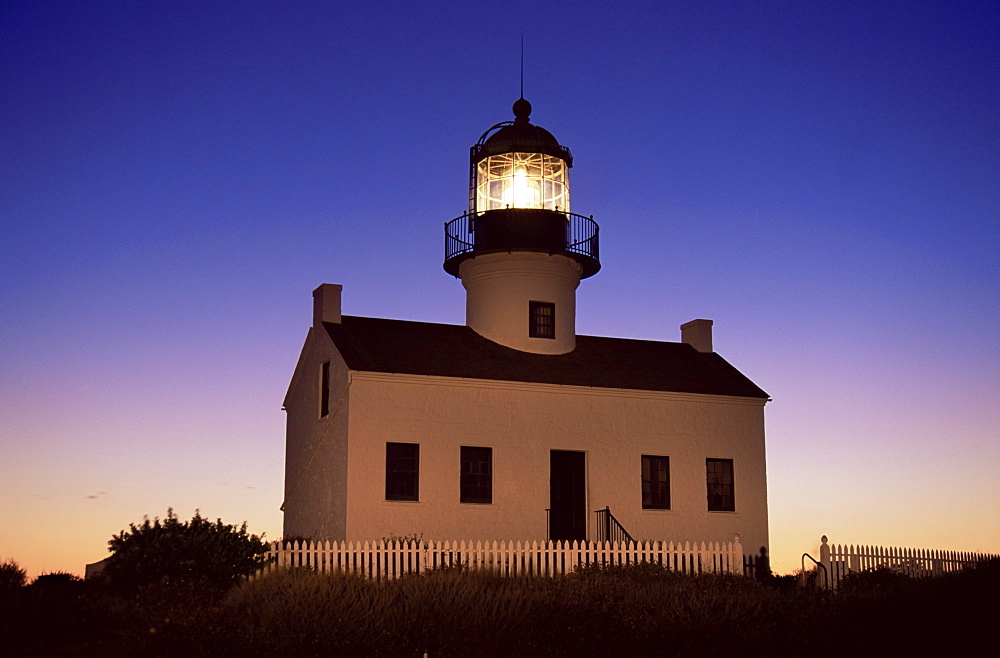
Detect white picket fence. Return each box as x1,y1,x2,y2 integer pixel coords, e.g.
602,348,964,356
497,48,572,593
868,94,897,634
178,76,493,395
259,535,746,579
815,535,997,589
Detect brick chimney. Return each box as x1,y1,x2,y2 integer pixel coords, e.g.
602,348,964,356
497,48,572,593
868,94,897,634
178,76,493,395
680,319,713,353
313,283,342,327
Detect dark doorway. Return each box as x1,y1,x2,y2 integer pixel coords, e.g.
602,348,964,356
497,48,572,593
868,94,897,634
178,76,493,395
549,450,586,541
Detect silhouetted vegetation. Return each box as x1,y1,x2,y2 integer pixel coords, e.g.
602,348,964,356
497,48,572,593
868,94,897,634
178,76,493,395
2,558,996,656
0,558,27,592
101,508,269,592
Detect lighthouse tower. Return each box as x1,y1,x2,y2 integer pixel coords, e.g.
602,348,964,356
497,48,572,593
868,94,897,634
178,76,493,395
444,98,600,355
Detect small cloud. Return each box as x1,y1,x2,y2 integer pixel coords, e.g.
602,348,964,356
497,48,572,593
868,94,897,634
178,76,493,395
245,486,256,490
86,491,109,500
87,495,99,499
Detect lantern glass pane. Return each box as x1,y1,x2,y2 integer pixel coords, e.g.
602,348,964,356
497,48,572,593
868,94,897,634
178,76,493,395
476,153,569,212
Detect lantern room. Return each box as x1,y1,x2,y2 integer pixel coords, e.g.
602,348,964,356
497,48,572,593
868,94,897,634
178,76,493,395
471,97,572,214
475,151,569,212
444,98,600,279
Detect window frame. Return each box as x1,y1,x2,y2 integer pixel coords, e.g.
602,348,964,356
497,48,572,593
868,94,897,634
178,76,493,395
641,454,670,510
706,458,735,512
319,360,331,418
460,446,493,504
385,442,420,502
529,301,556,339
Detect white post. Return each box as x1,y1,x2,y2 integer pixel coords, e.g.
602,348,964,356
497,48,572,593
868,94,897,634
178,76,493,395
819,535,832,590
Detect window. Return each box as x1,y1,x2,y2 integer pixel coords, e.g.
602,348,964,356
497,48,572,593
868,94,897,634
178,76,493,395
706,458,735,511
641,455,670,509
386,443,419,501
529,301,555,338
320,361,331,417
460,446,492,504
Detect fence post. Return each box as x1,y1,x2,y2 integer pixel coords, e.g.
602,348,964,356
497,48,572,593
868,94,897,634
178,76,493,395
819,535,832,590
732,533,743,575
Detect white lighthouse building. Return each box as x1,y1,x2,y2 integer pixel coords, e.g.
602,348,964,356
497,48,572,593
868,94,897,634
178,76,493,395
445,96,598,355
282,99,770,552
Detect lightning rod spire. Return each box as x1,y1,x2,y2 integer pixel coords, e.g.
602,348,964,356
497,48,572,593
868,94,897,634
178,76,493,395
520,34,524,99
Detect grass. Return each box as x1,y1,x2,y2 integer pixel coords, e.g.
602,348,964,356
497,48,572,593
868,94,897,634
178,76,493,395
2,559,996,656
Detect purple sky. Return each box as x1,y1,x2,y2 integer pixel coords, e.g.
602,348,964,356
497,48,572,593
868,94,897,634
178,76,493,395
2,1,997,577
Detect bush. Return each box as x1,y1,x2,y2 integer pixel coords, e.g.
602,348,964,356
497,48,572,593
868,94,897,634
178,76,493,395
31,571,83,588
838,565,915,595
572,559,676,579
103,508,268,592
0,558,27,593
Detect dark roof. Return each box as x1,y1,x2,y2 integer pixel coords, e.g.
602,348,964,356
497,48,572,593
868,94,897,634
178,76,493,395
477,120,572,165
324,316,768,399
471,97,574,165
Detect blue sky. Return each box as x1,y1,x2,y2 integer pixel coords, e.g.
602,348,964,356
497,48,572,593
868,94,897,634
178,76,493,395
2,1,997,577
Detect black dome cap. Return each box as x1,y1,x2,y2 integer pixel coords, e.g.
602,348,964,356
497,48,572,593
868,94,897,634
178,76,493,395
471,98,573,166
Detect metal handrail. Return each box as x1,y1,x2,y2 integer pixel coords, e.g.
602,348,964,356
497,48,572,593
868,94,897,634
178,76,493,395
595,506,635,544
443,210,600,265
801,553,829,590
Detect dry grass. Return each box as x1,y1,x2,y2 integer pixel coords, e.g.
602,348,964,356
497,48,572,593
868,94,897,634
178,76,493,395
2,559,996,656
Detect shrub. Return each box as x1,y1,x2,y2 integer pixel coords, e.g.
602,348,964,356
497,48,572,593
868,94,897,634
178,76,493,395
31,571,83,587
573,559,676,579
103,508,268,592
768,572,798,590
837,565,915,595
0,558,27,593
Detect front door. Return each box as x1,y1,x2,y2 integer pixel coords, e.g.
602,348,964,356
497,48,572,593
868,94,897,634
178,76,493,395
549,450,586,541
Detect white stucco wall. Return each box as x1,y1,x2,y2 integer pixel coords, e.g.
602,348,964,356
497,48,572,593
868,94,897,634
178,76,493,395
342,372,769,552
282,329,350,541
460,252,582,354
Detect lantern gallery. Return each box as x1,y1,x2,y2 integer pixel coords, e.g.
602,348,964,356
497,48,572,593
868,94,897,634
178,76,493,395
281,99,770,553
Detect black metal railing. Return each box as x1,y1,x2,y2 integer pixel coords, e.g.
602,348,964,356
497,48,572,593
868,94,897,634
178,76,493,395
801,553,829,591
443,210,600,277
564,212,600,263
594,506,635,544
444,212,475,264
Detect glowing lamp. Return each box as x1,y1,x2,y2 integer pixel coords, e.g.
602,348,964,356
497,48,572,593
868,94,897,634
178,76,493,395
479,155,567,211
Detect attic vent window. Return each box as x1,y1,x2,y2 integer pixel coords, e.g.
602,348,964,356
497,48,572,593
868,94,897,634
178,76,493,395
529,301,555,339
320,361,331,418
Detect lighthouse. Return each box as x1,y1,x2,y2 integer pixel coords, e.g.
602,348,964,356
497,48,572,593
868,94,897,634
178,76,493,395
282,96,770,556
444,98,600,355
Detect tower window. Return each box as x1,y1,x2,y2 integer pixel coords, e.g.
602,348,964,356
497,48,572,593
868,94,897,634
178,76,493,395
460,446,492,504
706,458,735,512
529,301,555,339
642,455,670,510
386,443,419,501
320,361,330,418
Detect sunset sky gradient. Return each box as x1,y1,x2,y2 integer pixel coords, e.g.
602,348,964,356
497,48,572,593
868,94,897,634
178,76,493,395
2,1,997,577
